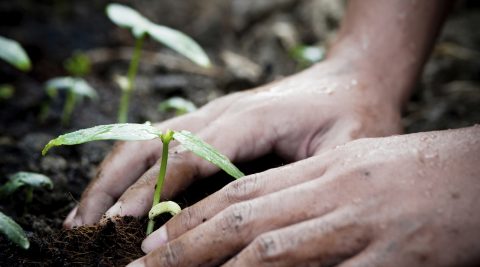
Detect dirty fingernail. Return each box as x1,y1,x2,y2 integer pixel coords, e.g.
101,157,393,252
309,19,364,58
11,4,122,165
105,202,122,217
126,258,145,267
142,226,168,253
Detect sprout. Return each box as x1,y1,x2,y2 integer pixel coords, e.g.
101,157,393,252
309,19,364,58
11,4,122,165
0,172,53,203
45,77,98,125
0,84,15,100
42,123,244,234
64,52,91,77
0,211,29,249
106,3,211,123
290,45,325,67
0,35,31,72
158,97,197,115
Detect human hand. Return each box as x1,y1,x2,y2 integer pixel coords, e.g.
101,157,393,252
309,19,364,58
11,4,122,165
64,57,403,228
134,126,480,267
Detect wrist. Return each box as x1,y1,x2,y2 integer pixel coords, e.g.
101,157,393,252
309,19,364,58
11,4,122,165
324,36,417,110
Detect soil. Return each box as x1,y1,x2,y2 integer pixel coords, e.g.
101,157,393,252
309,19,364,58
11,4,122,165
0,0,479,266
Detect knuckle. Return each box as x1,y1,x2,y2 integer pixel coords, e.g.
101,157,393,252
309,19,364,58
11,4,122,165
148,242,183,267
251,232,286,262
178,207,195,234
217,202,254,237
225,174,262,203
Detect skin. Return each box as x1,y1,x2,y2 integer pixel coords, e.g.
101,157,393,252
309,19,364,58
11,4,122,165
63,0,480,266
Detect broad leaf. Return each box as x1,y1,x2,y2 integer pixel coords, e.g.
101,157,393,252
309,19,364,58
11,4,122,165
158,97,197,115
148,201,181,220
42,123,162,155
106,3,211,67
173,131,244,179
148,24,211,67
0,172,53,197
106,3,150,37
45,77,98,99
0,36,31,71
0,211,29,249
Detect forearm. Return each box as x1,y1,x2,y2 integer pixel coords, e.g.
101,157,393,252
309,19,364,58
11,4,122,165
326,0,453,109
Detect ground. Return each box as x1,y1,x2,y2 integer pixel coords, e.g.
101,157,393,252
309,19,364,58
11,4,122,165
0,0,479,266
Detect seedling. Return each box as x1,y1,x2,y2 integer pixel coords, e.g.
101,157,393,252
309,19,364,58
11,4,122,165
158,96,197,116
0,84,14,100
290,44,325,68
0,172,53,250
0,35,31,71
45,77,98,125
106,3,211,123
42,122,243,235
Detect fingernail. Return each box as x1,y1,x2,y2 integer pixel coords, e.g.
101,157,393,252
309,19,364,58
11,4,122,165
105,202,122,217
126,258,145,267
142,226,168,253
63,206,78,228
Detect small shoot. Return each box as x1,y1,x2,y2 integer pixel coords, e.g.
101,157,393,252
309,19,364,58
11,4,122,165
149,201,181,219
64,52,91,77
0,211,29,249
158,97,197,116
290,45,325,68
45,77,98,125
0,172,53,203
42,123,244,234
0,35,31,72
106,3,211,122
0,84,15,100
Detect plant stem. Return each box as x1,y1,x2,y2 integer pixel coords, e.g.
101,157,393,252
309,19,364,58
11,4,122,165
146,130,174,235
61,89,76,126
117,34,145,123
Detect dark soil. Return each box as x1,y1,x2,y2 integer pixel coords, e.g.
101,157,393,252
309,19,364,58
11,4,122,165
0,0,479,266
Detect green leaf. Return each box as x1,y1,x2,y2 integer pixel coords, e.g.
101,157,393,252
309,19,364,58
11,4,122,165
106,3,150,37
0,84,15,100
64,52,91,77
0,36,31,71
106,3,211,67
148,201,181,220
147,24,211,67
173,131,244,179
0,172,53,197
158,97,197,115
45,77,98,99
0,211,29,249
42,122,162,155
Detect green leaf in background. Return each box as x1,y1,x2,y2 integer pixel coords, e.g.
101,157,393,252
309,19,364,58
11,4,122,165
0,172,53,197
173,131,245,179
148,201,181,220
158,97,197,115
42,123,162,155
64,52,91,77
0,211,29,249
106,3,211,67
45,77,98,99
0,35,31,71
0,84,15,100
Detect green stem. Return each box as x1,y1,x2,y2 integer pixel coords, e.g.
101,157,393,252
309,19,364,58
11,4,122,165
117,34,145,123
147,130,174,235
61,89,76,126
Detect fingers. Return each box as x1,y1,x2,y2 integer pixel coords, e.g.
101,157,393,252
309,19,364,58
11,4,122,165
223,207,372,267
105,110,280,220
64,140,162,228
131,178,340,267
142,156,330,252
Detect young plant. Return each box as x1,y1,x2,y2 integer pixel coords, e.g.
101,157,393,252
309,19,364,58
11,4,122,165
158,96,197,116
106,3,211,123
0,35,31,72
0,172,53,250
0,172,53,203
42,122,243,235
45,77,98,126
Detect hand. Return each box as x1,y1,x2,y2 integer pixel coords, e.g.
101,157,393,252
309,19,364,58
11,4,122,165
133,126,480,267
64,57,403,227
